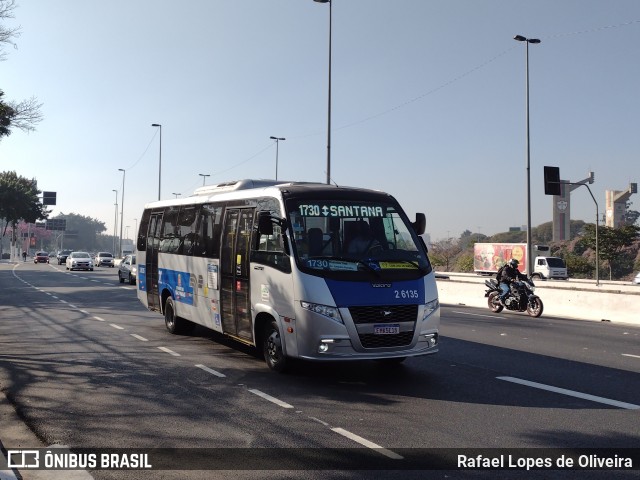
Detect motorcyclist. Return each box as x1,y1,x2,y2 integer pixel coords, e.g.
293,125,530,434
496,258,527,304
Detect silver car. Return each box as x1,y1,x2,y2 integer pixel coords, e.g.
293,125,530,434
66,251,94,271
118,254,137,285
633,272,640,285
95,252,115,267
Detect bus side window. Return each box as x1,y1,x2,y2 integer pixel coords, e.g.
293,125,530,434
195,204,223,258
137,210,151,251
176,206,199,255
252,209,291,273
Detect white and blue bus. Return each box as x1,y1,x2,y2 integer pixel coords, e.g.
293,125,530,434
135,179,439,371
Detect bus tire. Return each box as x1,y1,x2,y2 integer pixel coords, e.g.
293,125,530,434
164,297,181,334
263,319,287,372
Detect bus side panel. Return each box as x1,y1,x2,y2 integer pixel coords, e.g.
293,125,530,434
250,262,296,354
155,253,224,333
136,250,149,308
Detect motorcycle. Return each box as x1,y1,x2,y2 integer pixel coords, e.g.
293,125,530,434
484,277,544,318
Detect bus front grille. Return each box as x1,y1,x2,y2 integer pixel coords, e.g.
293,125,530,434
349,304,418,324
348,305,418,349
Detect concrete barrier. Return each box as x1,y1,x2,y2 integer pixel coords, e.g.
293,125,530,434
435,273,640,327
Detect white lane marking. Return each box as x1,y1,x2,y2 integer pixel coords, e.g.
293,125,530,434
59,299,68,304
69,304,78,309
93,316,105,322
79,309,90,315
131,334,149,342
309,416,330,427
51,296,59,299
497,376,640,410
158,346,181,357
452,310,502,319
195,364,226,378
622,354,640,359
331,428,404,459
109,324,124,330
248,389,294,409
91,279,101,283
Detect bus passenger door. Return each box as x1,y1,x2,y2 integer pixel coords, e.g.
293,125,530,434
146,212,163,312
220,208,255,341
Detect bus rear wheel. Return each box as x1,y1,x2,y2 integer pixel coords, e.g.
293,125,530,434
263,319,287,372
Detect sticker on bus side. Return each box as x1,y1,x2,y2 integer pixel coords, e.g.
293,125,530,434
159,268,194,305
138,265,147,291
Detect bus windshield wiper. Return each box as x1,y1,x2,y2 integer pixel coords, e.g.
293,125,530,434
330,256,381,276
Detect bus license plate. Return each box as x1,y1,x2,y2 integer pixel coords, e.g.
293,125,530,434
373,324,400,335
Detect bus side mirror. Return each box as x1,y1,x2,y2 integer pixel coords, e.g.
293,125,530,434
412,213,426,235
258,211,274,236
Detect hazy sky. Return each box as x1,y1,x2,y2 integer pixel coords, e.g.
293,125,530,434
1,0,639,242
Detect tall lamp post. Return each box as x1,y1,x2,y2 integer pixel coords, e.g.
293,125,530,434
118,168,126,258
151,123,162,200
199,174,210,186
269,136,285,180
314,0,332,185
514,34,540,277
112,189,118,254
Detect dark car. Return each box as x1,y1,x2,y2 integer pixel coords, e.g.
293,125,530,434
57,249,73,265
118,254,137,285
34,251,49,263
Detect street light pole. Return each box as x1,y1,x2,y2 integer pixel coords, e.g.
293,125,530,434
199,174,210,186
314,0,332,185
151,123,162,200
112,189,118,254
514,34,540,277
172,192,181,198
269,136,285,180
118,168,126,258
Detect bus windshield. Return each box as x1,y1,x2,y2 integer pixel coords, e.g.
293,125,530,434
286,198,432,277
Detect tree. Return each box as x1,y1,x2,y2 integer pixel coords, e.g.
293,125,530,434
579,224,640,280
51,213,107,251
0,0,20,61
625,201,639,226
0,0,43,138
429,238,462,272
0,170,49,258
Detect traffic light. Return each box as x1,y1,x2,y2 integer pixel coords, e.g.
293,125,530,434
544,166,561,196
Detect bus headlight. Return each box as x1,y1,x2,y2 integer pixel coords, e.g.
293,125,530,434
300,301,343,324
422,298,439,321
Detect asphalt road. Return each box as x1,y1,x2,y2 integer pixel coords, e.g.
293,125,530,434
1,261,639,480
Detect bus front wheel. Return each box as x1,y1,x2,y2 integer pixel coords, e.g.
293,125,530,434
263,320,287,372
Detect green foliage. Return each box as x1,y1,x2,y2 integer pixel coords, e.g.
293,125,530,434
52,213,107,252
0,90,15,137
563,253,594,279
0,171,49,237
432,221,640,281
454,252,474,272
579,224,640,279
491,230,526,243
